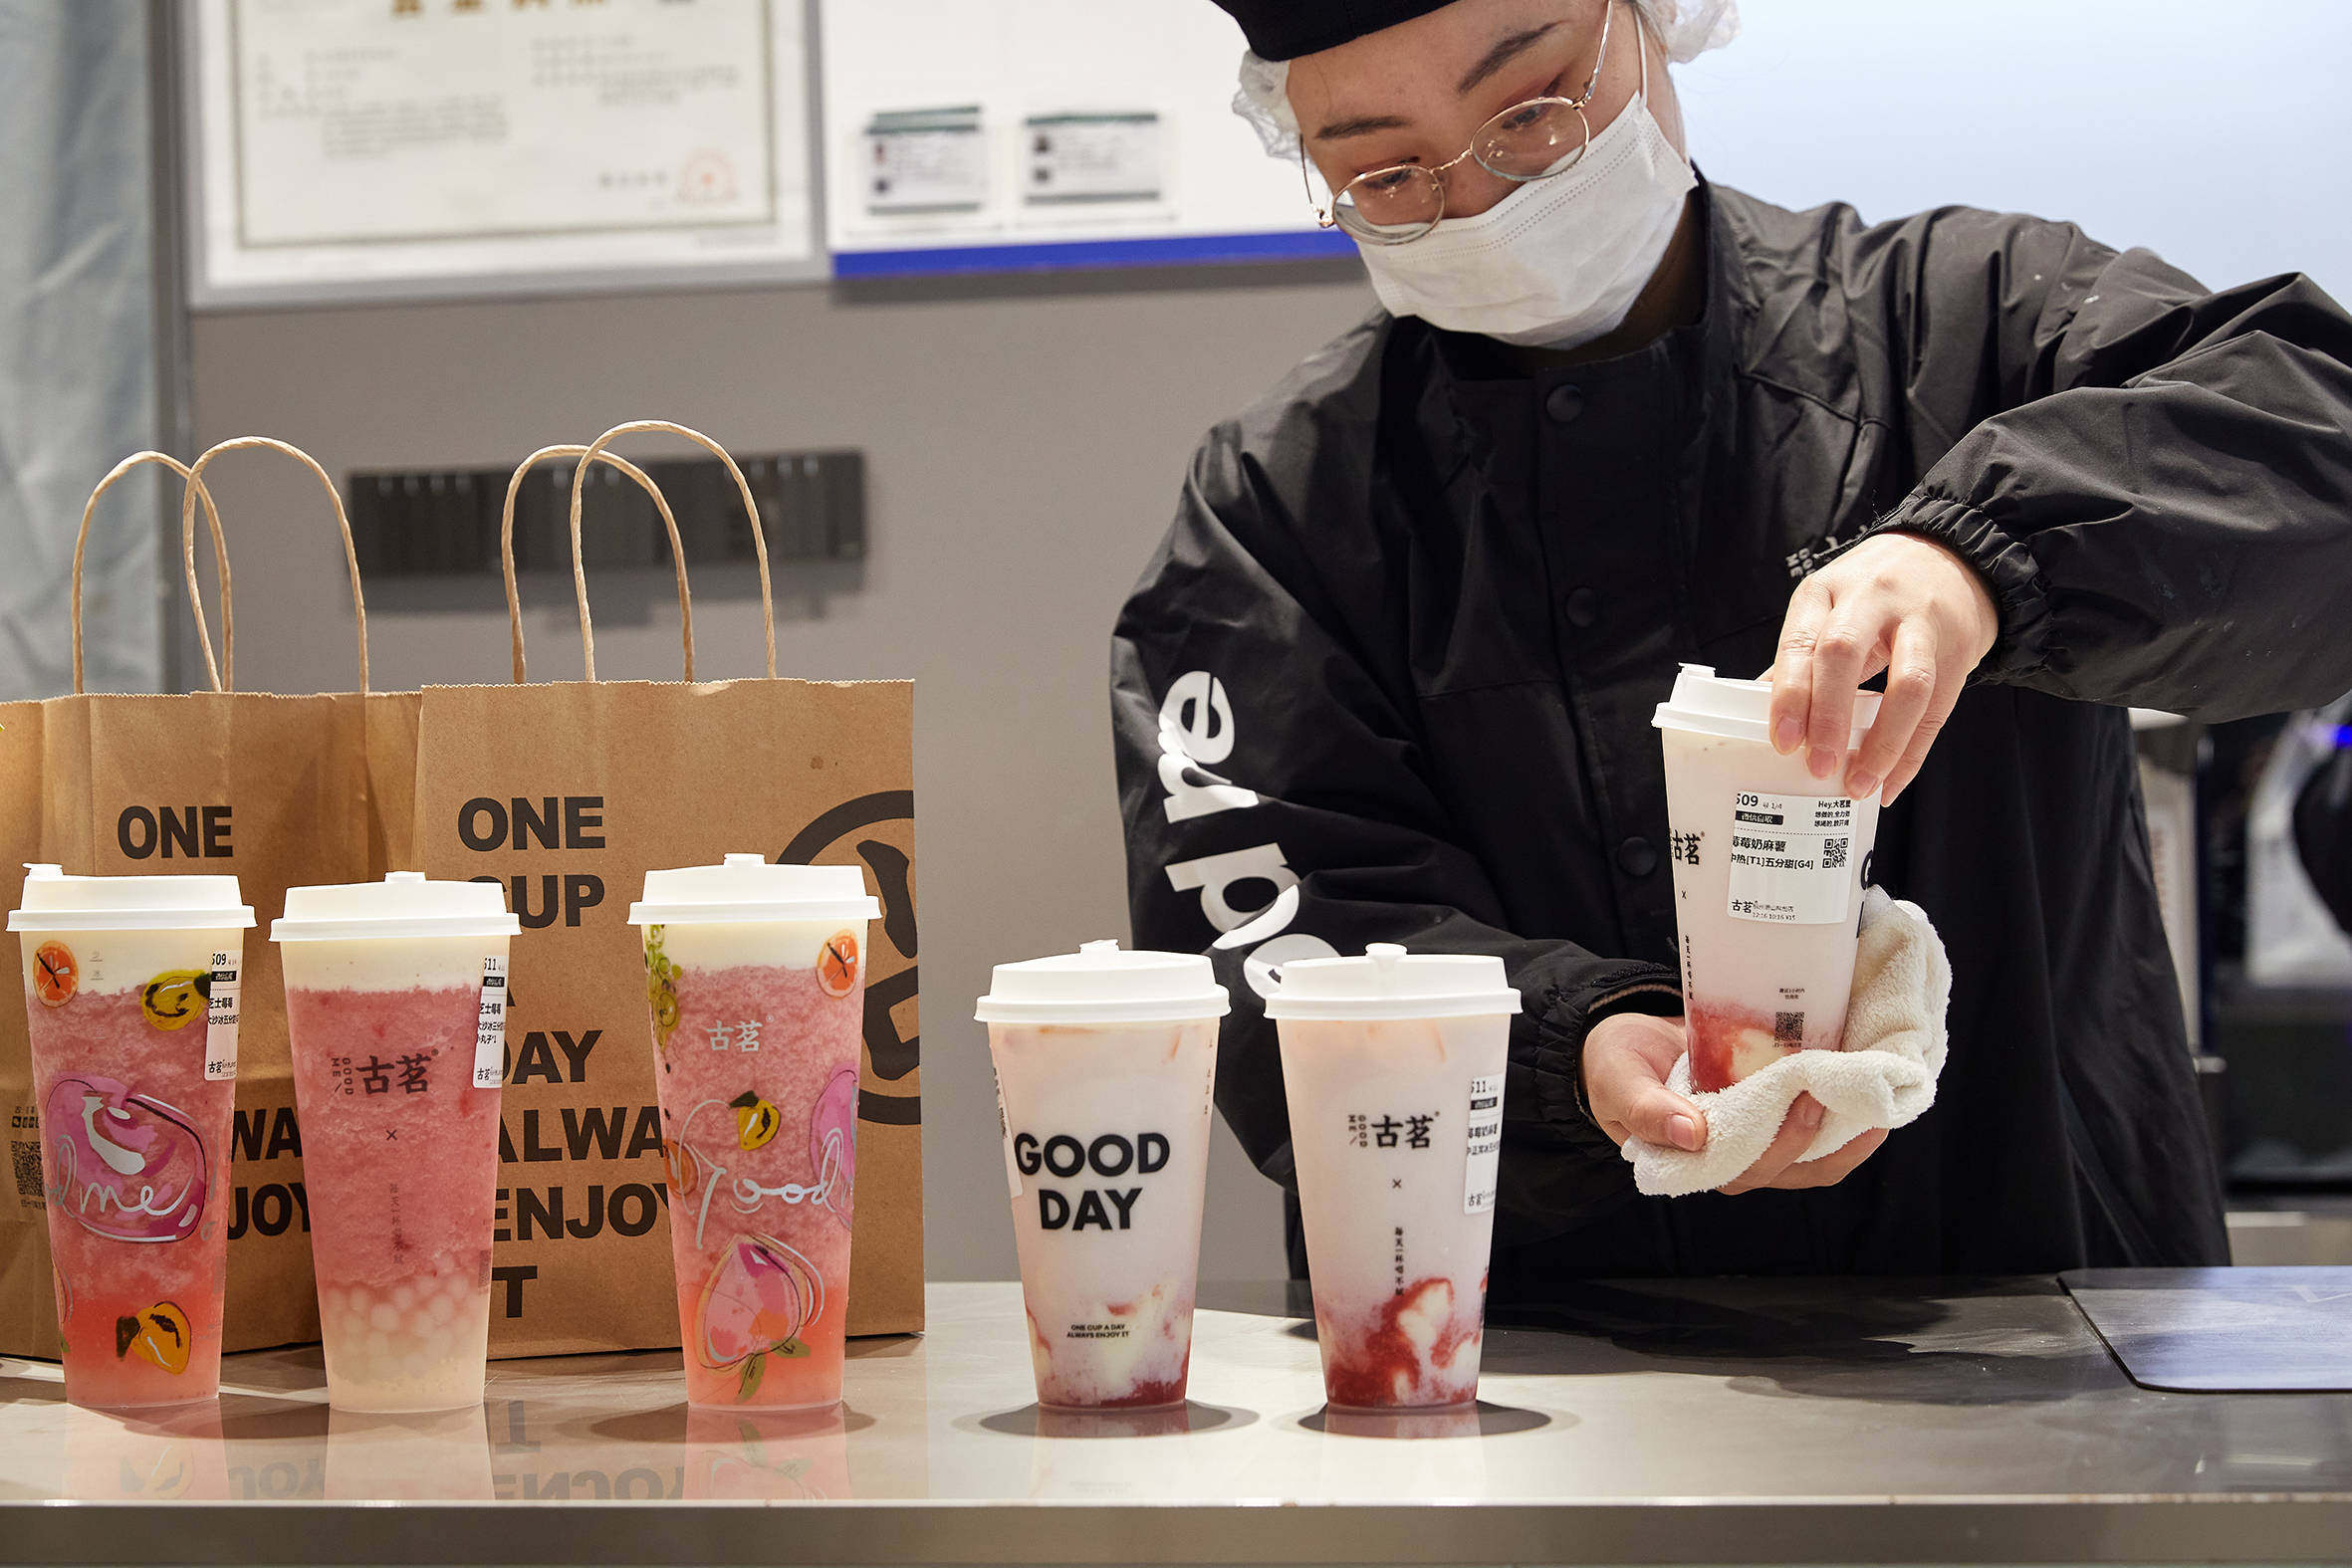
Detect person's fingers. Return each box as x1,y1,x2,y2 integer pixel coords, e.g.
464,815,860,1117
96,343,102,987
1842,618,1937,800
1585,1037,1708,1153
1718,1093,1825,1194
1802,604,1886,784
1767,579,1831,758
1880,653,1969,807
1764,1126,1889,1190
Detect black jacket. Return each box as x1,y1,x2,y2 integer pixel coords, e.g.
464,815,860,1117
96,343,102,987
1112,183,2352,1283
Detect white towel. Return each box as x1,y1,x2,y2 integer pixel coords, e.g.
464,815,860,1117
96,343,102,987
1625,887,1952,1197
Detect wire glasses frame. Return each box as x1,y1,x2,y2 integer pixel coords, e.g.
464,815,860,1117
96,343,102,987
1301,1,1616,246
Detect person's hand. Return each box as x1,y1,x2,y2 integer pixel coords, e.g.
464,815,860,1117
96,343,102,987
1581,1013,1890,1193
1766,533,1999,805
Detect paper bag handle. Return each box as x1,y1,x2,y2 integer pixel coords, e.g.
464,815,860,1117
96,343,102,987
567,420,777,683
498,446,690,685
180,436,369,694
73,452,234,695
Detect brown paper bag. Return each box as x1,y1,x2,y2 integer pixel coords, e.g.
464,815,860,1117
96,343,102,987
0,441,385,1356
408,422,921,1357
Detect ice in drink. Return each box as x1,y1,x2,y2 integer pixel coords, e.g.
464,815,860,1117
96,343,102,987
628,855,880,1410
1653,665,1885,1091
978,941,1228,1410
10,866,252,1410
1268,946,1519,1411
275,872,521,1413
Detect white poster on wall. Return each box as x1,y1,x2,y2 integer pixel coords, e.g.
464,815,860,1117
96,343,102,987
189,0,819,305
818,0,1349,277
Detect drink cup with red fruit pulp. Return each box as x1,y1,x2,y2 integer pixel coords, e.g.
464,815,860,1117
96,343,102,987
273,873,521,1412
1653,665,1885,1092
1266,945,1519,1412
977,941,1228,1412
628,855,879,1411
9,865,254,1409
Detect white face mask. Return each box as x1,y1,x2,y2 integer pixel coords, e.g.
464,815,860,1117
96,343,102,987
1355,46,1696,350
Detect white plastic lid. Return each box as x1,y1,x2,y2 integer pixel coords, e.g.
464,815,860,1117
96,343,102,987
273,872,521,942
1261,944,1522,1022
626,854,881,926
976,940,1230,1025
1652,664,1885,747
8,864,255,934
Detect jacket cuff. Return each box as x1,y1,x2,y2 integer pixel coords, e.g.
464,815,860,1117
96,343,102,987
1515,965,1681,1150
1868,492,2052,681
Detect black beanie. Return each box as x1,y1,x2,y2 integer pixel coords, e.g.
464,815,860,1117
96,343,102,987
1209,0,1460,62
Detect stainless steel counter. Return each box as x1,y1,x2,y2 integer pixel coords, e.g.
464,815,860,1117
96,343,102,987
1,1277,2347,1564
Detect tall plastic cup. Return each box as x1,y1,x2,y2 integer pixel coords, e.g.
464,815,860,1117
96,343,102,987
273,873,520,1412
627,854,880,1411
1267,945,1521,1412
1653,665,1886,1092
9,866,253,1409
977,941,1229,1411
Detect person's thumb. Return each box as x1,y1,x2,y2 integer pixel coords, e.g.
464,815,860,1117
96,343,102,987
1589,1045,1708,1152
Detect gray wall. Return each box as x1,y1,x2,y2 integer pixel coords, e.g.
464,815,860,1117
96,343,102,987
186,267,1373,1282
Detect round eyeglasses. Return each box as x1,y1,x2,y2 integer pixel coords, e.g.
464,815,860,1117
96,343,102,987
1304,1,1615,246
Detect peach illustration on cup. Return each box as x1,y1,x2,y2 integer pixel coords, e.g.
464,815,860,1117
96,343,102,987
810,1066,857,1228
697,1234,822,1398
44,1075,210,1242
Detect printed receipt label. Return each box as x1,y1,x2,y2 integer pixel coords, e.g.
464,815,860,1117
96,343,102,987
203,950,241,1082
473,955,508,1088
1465,1073,1504,1215
1726,791,1856,926
995,1067,1022,1199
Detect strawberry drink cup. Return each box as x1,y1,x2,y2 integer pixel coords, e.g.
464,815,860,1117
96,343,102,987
275,873,521,1413
629,855,880,1411
1654,665,1885,1092
977,942,1227,1411
1267,946,1520,1412
10,866,254,1410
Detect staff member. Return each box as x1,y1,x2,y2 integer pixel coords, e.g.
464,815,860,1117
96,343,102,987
1113,0,2352,1282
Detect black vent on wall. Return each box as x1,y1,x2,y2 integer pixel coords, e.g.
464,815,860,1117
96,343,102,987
345,452,865,576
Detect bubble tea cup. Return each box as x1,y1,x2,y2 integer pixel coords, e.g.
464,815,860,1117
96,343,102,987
1653,665,1886,1091
628,855,880,1411
1267,946,1519,1412
274,872,521,1412
978,941,1229,1411
9,865,253,1409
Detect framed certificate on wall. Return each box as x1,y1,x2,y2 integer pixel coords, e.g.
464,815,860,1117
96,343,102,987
185,0,822,307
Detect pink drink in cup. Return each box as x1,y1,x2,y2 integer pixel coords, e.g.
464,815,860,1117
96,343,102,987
1267,945,1520,1412
628,855,879,1411
274,873,520,1412
1653,665,1885,1091
977,942,1228,1411
9,866,253,1409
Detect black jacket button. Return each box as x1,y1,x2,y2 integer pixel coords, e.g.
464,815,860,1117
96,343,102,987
1563,587,1599,628
1617,837,1659,877
1544,383,1585,424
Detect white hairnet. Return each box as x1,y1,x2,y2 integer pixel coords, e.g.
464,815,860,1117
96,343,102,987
1233,0,1738,160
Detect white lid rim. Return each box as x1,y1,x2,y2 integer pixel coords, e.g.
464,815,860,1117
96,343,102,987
976,997,1231,1025
273,918,522,943
9,908,257,934
625,900,881,927
1266,995,1524,1022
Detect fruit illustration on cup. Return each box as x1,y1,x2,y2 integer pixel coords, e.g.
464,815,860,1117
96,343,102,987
810,1067,856,1228
43,1075,209,1242
731,1091,782,1151
115,1301,191,1374
663,1137,703,1199
817,930,859,1000
697,1234,821,1399
139,971,210,1032
643,926,682,1049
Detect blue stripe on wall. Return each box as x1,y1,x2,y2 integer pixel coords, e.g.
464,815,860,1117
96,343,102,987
831,229,1356,279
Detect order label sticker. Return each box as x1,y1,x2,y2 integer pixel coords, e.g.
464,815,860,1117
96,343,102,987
1464,1073,1504,1215
473,955,508,1088
995,1068,1022,1200
203,951,240,1082
1726,791,1857,925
